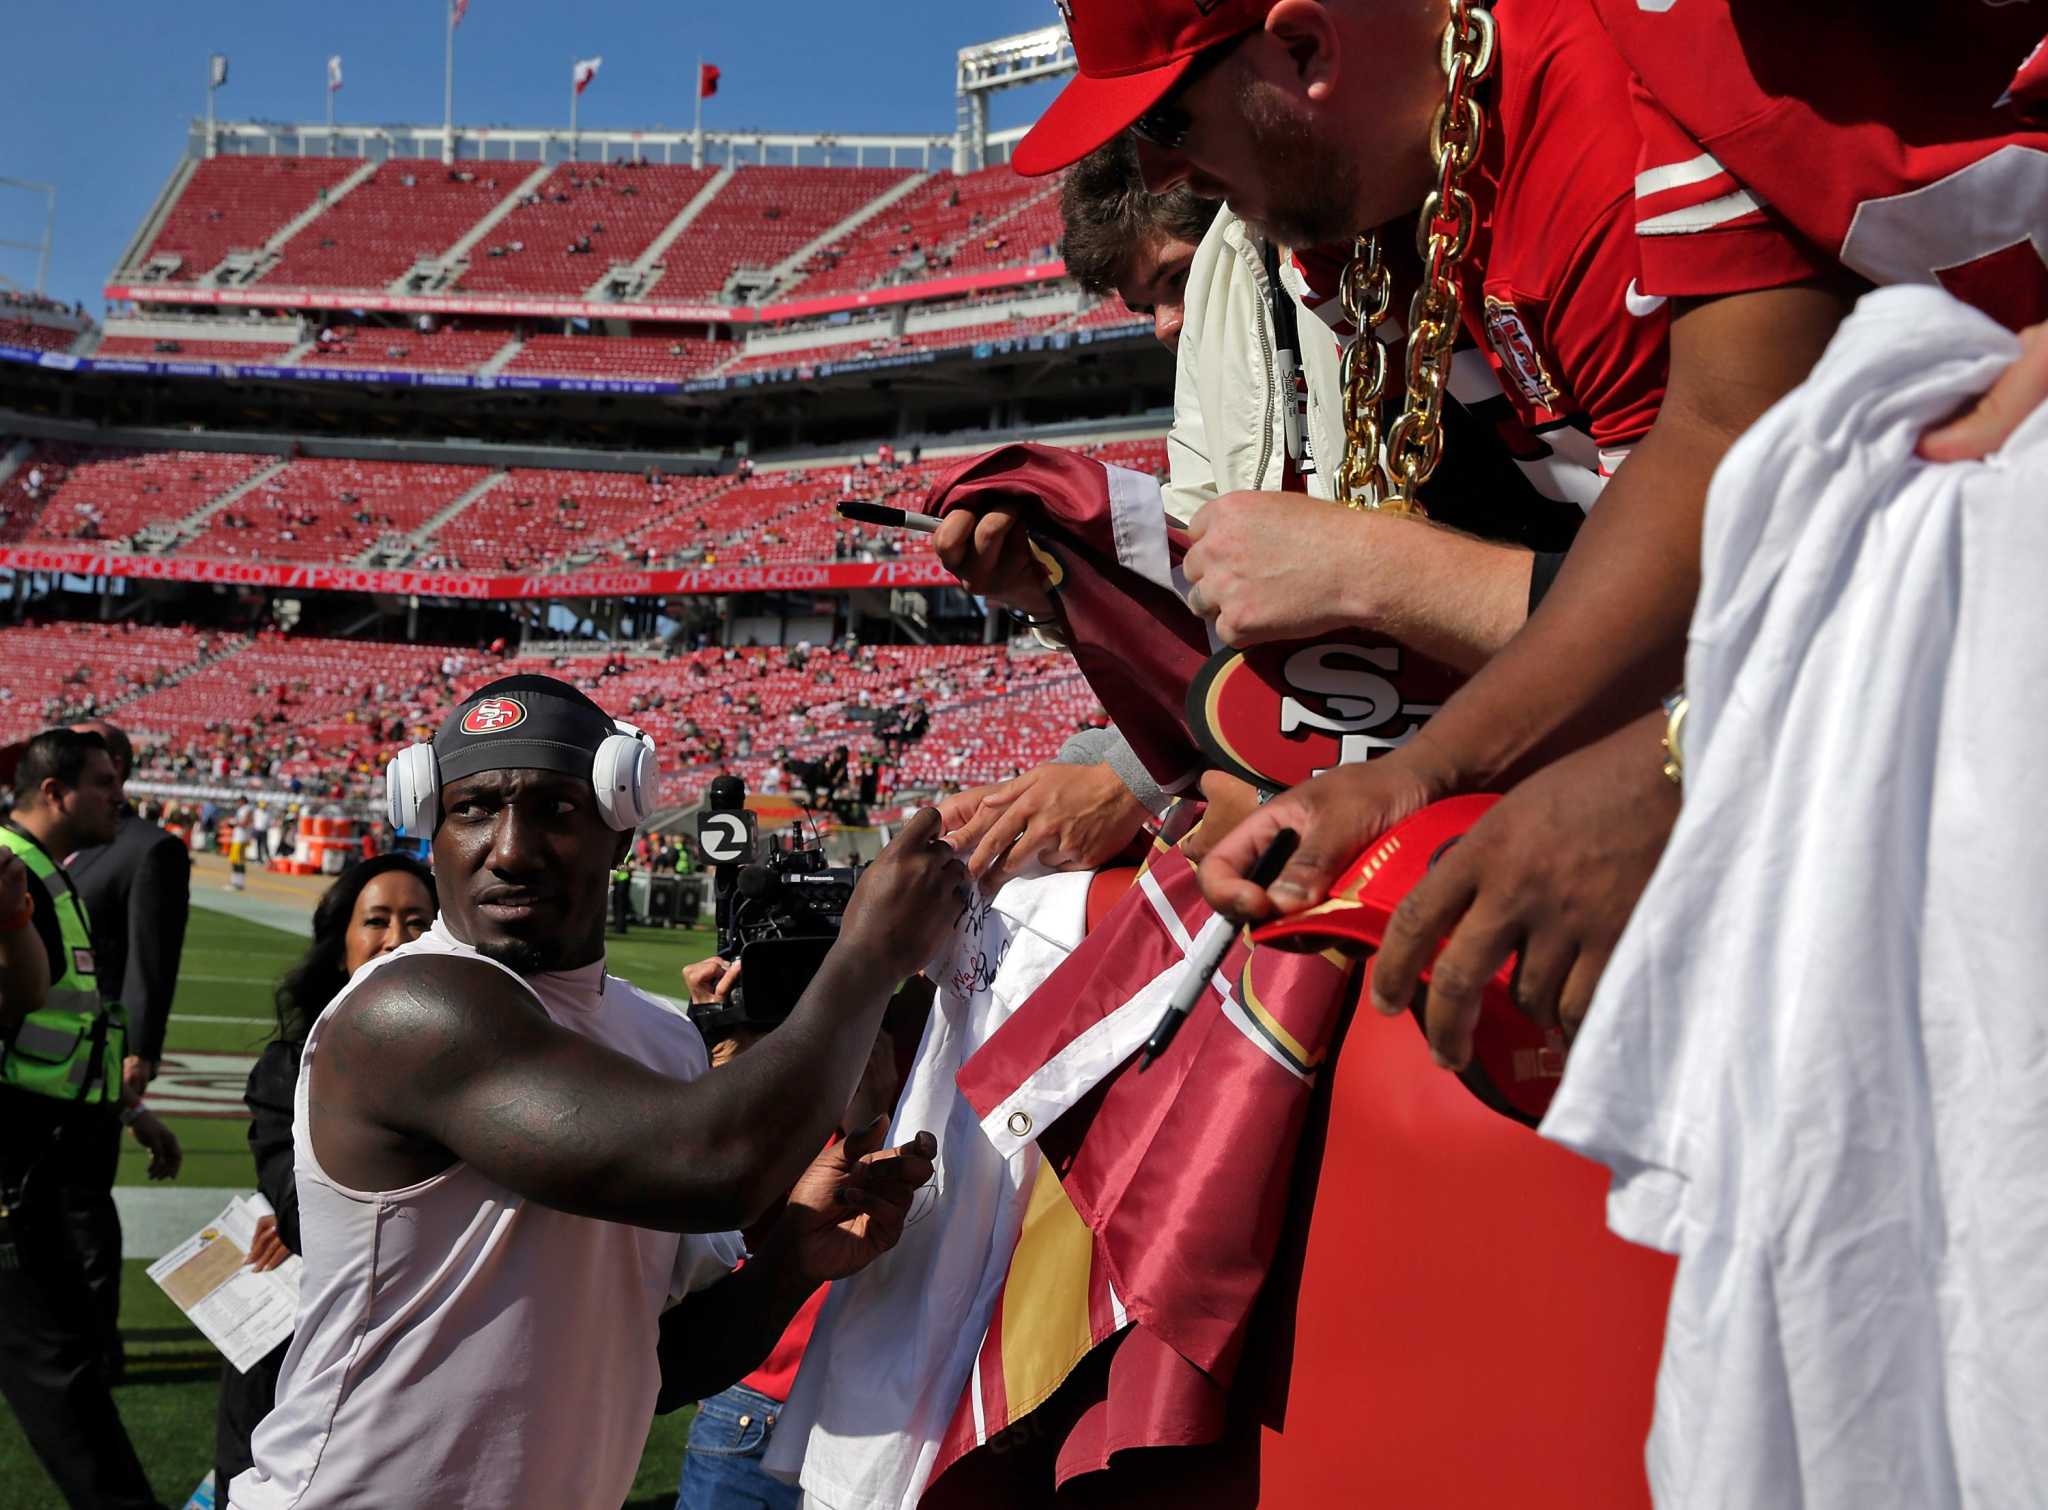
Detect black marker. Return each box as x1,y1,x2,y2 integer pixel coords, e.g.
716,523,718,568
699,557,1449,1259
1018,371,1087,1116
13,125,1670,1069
1138,828,1301,1071
838,500,942,533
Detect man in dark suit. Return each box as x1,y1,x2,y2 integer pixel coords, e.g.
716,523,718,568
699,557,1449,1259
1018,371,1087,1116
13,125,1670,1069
66,719,192,1380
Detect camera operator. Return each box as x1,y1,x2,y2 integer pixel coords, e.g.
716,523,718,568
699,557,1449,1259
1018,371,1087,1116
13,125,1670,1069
232,677,962,1510
666,954,916,1510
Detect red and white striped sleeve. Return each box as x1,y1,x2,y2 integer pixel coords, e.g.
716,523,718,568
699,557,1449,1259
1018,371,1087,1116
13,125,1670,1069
1625,76,1832,299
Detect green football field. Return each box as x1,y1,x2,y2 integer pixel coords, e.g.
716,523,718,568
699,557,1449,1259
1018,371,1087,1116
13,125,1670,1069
0,904,722,1510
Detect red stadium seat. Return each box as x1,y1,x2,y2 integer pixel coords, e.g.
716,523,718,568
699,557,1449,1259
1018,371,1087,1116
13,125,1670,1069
648,166,915,303
138,157,365,283
457,164,717,297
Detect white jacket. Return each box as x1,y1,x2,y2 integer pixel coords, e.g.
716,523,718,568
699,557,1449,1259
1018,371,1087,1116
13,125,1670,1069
1162,209,1347,524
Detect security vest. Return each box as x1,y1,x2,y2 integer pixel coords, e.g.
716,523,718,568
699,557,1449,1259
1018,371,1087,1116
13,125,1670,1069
0,823,125,1104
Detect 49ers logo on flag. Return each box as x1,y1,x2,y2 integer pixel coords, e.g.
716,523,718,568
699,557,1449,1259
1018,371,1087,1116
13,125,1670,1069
1483,295,1561,411
1185,636,1462,789
460,697,526,735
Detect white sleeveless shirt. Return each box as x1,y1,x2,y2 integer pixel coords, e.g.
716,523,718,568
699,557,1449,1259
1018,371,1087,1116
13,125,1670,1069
232,918,745,1510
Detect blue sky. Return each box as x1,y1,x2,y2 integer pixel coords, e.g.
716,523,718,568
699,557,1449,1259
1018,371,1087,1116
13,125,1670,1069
3,1,1065,313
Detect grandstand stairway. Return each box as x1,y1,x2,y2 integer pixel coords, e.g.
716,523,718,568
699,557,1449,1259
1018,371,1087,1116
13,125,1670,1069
116,158,198,281
590,167,733,303
757,172,933,297
931,178,1060,269
93,631,254,717
478,338,525,378
149,457,290,553
212,159,380,288
364,469,507,566
0,440,32,491
393,163,554,295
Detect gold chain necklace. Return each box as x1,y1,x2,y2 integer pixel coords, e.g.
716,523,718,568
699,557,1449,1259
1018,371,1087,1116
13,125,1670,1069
1334,0,1498,515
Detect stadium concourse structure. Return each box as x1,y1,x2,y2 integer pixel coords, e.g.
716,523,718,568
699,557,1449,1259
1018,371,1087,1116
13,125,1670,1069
0,28,1167,832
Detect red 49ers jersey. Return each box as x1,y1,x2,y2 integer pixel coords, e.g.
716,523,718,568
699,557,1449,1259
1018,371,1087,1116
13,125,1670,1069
1595,0,2048,330
1295,0,1667,496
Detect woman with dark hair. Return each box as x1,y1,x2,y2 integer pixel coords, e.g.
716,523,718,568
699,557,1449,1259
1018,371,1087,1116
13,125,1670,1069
212,855,437,1499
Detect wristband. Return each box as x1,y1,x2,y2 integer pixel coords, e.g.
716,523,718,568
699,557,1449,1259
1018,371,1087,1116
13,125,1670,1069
119,1103,144,1128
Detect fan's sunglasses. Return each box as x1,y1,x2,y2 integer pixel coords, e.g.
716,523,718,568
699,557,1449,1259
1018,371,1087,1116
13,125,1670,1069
1128,34,1253,153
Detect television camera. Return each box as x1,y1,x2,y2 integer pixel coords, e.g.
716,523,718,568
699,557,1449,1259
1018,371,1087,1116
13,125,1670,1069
690,773,865,1039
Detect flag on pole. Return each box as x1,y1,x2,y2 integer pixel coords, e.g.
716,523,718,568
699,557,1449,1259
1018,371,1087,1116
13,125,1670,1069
209,53,229,88
327,55,343,92
573,56,603,95
451,0,470,25
699,62,721,99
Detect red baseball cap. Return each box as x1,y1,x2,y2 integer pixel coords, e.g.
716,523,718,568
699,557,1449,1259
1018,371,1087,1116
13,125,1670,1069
1014,0,1273,178
1250,794,1566,1125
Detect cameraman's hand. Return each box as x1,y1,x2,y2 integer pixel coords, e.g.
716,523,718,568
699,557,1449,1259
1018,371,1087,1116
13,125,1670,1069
682,955,740,1006
946,762,1147,890
839,808,970,979
932,504,1056,618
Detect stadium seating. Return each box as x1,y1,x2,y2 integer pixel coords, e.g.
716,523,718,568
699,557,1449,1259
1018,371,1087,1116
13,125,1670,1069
419,468,732,572
0,320,83,353
503,334,731,384
528,642,1106,801
137,156,365,283
938,192,1064,277
117,631,485,794
650,166,913,302
0,438,1164,567
60,630,1105,806
0,445,274,547
0,622,228,742
457,163,716,296
93,334,298,362
294,325,512,373
265,161,511,290
1067,297,1151,332
784,165,1058,298
175,457,494,563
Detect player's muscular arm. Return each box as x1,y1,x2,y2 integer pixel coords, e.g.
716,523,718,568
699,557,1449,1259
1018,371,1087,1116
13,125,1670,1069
1416,281,1855,784
318,949,894,1232
317,811,965,1233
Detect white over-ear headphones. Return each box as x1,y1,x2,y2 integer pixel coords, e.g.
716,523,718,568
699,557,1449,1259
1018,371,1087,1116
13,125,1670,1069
384,717,659,837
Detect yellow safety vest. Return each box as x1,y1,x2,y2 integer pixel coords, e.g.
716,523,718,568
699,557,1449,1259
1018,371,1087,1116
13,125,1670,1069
0,824,125,1104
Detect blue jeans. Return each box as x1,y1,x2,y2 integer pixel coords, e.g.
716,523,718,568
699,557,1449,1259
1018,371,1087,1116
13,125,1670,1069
675,1382,801,1510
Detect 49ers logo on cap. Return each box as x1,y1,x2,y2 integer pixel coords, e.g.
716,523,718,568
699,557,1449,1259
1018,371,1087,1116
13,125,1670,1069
460,696,527,735
1185,636,1463,789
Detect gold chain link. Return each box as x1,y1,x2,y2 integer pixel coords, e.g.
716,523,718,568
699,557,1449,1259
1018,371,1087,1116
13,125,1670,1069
1334,0,1497,515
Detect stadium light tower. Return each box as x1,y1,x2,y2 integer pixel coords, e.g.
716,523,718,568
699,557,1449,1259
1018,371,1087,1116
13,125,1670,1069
0,178,56,295
955,26,1074,174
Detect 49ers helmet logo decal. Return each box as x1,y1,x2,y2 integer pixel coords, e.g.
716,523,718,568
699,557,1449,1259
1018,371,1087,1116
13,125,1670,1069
1185,636,1463,790
460,697,527,735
